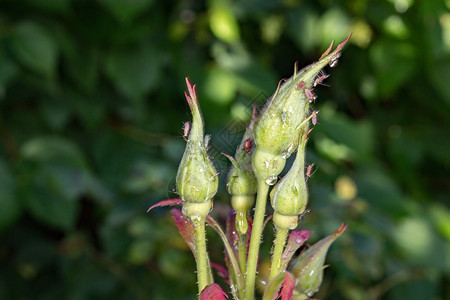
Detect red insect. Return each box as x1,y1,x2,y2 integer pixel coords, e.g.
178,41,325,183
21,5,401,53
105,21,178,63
314,73,329,87
183,122,191,140
312,111,318,125
305,88,316,101
306,164,314,177
297,81,305,90
244,138,253,153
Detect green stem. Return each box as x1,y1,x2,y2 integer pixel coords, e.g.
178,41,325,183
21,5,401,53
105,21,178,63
238,233,247,275
269,227,289,279
193,217,210,295
206,216,245,299
244,181,270,300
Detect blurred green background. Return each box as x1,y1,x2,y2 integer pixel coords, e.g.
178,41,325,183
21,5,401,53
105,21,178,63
0,0,449,299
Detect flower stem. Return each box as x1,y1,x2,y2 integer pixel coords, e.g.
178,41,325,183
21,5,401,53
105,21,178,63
238,233,247,274
193,216,210,294
244,180,270,300
269,226,289,279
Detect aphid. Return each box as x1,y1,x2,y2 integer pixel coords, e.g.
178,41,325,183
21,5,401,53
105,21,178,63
329,59,339,68
314,72,329,87
329,53,341,68
244,138,253,153
306,164,314,177
305,88,316,101
312,111,318,125
297,81,305,90
183,122,191,140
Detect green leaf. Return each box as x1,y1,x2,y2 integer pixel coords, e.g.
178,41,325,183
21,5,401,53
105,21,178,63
105,43,163,101
0,159,21,231
23,168,80,230
21,136,87,168
10,21,58,77
20,137,90,230
209,0,240,44
24,0,71,14
97,0,155,23
369,39,417,97
317,105,375,162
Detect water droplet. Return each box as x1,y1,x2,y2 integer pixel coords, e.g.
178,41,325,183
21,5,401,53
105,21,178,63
265,175,278,185
191,215,201,223
281,152,291,159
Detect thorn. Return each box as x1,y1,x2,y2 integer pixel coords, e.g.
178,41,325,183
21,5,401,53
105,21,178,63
252,105,258,120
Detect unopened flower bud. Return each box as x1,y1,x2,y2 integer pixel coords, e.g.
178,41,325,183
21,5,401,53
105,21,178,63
226,108,258,197
225,108,258,234
270,132,308,230
252,35,350,182
176,78,218,218
291,224,348,297
254,39,346,154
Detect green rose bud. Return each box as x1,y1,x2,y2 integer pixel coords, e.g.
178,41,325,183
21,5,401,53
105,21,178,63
270,130,309,230
252,35,351,183
291,224,347,298
176,78,218,218
225,107,258,234
226,107,258,197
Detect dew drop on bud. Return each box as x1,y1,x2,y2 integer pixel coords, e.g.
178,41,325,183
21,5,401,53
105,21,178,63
281,151,291,159
265,175,278,185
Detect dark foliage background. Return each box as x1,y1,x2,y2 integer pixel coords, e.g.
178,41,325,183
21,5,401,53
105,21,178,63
0,0,449,299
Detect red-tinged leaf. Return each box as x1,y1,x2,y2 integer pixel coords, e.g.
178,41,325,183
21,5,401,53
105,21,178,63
200,283,228,300
211,262,230,282
185,77,198,106
291,224,347,297
335,33,352,53
147,198,182,212
171,209,196,258
319,40,335,60
279,272,295,300
336,223,348,235
281,229,312,271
